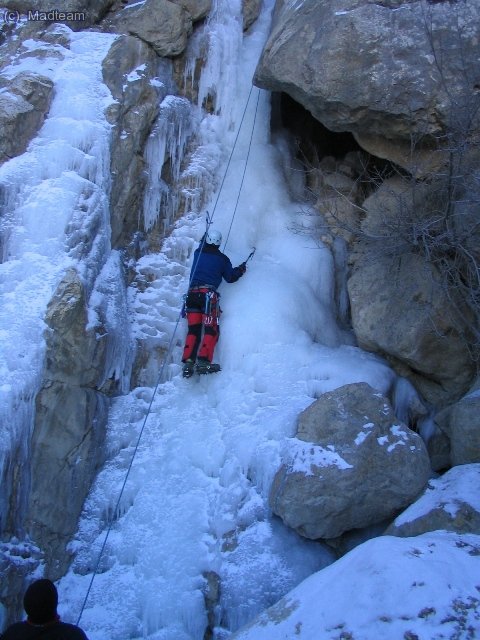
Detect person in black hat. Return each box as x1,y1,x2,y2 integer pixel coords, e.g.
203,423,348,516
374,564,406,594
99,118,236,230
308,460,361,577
1,579,88,639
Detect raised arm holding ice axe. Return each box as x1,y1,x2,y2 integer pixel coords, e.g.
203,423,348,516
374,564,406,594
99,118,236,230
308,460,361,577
181,229,254,377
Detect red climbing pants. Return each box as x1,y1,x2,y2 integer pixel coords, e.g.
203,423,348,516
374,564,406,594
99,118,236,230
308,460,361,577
182,287,220,363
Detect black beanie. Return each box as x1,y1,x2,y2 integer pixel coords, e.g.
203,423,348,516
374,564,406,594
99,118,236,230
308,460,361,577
23,579,58,625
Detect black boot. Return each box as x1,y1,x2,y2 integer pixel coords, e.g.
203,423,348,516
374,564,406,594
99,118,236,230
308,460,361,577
196,359,221,375
182,359,195,378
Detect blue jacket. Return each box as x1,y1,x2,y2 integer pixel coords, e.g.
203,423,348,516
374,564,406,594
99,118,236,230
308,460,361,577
190,243,243,290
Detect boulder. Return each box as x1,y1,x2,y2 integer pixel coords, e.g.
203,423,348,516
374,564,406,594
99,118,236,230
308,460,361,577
254,0,480,146
101,35,170,247
105,0,192,57
229,531,480,640
435,378,480,466
0,72,53,165
347,252,475,406
171,0,211,22
269,383,430,539
426,426,451,473
386,464,480,537
243,0,262,30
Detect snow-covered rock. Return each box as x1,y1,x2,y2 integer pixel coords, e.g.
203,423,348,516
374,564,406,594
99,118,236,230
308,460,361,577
0,72,53,165
105,0,193,58
270,383,430,539
101,34,168,247
387,463,480,537
230,531,480,640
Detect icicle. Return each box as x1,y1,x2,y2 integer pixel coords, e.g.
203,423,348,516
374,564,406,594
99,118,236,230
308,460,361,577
142,96,194,233
417,414,437,443
392,376,435,445
87,251,134,394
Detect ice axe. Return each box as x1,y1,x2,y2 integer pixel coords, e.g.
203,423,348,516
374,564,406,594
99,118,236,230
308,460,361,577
244,247,256,264
239,247,256,272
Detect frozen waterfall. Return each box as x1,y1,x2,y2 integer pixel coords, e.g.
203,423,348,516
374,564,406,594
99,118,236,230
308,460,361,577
55,2,395,639
0,1,398,638
0,28,116,536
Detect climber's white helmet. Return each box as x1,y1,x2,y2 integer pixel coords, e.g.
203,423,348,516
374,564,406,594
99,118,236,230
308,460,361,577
206,229,222,246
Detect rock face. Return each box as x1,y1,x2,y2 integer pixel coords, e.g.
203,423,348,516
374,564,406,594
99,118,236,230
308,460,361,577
25,269,109,579
270,383,431,540
386,464,480,537
243,0,262,30
0,72,54,165
28,384,108,579
254,0,480,145
347,252,475,406
435,378,480,466
101,35,170,248
254,0,480,409
173,0,211,22
105,0,193,57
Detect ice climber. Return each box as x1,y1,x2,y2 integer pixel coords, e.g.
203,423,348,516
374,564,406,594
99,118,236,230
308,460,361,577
182,229,246,377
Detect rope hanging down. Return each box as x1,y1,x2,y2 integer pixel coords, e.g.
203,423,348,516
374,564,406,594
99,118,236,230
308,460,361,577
223,88,261,252
76,86,262,625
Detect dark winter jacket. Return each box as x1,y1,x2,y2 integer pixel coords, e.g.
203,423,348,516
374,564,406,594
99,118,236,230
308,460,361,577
189,242,243,290
0,621,88,640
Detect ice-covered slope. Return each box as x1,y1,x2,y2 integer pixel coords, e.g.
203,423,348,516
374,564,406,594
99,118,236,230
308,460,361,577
0,27,116,531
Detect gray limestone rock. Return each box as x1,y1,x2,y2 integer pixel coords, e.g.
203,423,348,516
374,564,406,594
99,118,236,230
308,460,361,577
43,268,104,386
386,464,480,537
27,382,108,580
23,268,109,579
436,379,480,466
254,0,480,143
243,0,262,30
270,383,430,539
347,252,475,406
171,0,211,22
0,72,53,165
105,0,192,57
101,35,170,247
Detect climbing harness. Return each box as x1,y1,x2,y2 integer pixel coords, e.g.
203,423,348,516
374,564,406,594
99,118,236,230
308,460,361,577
76,86,262,626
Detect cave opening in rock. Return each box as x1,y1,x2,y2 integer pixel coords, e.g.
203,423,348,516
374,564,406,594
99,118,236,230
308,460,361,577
270,91,399,202
271,92,362,162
